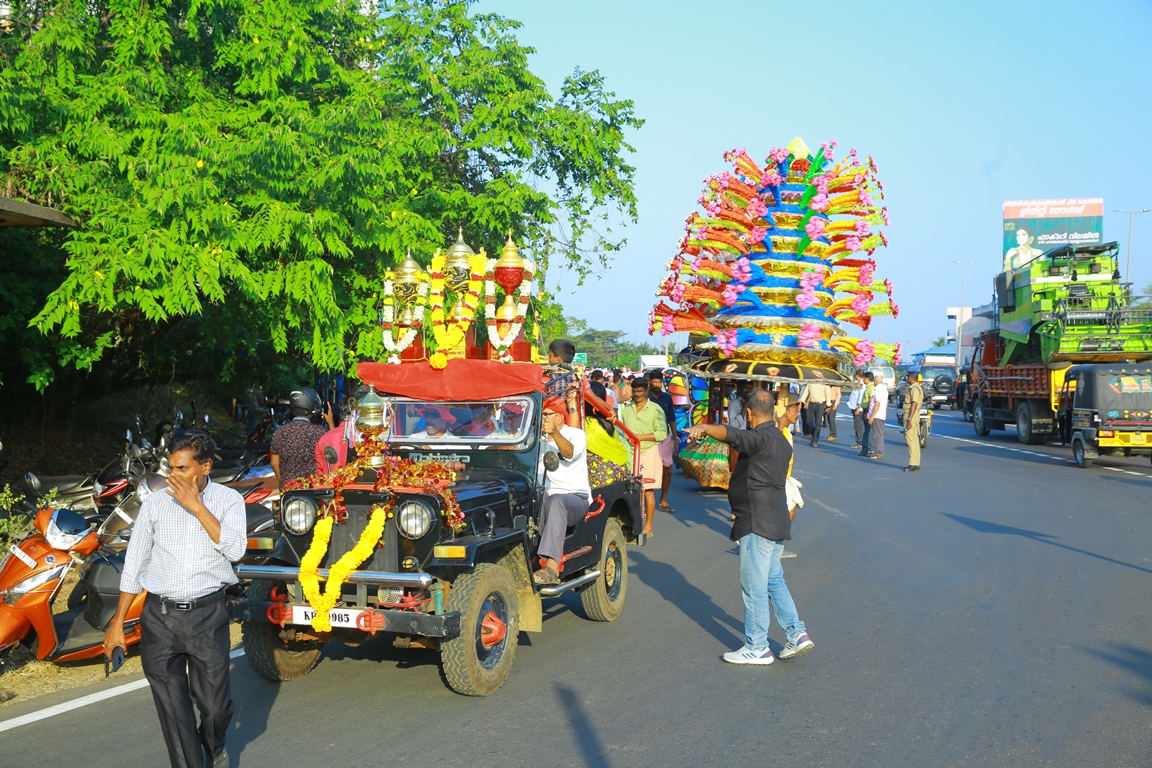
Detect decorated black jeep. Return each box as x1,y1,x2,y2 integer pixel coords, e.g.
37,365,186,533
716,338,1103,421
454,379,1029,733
231,358,645,695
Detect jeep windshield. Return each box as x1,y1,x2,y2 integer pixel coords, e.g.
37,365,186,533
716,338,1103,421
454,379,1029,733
383,396,536,447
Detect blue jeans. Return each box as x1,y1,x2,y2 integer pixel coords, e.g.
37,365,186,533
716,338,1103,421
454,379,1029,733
738,533,806,651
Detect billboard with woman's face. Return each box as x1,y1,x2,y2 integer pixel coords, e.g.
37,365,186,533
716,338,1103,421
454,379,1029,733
1003,199,1103,271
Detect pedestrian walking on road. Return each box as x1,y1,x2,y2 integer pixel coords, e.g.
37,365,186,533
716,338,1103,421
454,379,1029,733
866,373,889,460
800,379,831,448
615,377,668,536
903,371,924,472
103,431,246,768
857,372,876,456
685,390,814,666
825,382,841,441
847,370,866,449
648,370,678,514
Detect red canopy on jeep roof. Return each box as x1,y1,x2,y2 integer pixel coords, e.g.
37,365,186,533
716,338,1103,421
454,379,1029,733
357,359,545,401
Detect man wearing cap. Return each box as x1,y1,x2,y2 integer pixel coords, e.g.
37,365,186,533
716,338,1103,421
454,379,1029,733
902,371,924,472
685,390,813,666
409,406,455,439
534,396,591,584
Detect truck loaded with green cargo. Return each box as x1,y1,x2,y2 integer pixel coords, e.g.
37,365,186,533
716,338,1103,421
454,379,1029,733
968,242,1152,448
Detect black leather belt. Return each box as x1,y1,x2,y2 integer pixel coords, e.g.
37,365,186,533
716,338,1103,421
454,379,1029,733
149,589,224,612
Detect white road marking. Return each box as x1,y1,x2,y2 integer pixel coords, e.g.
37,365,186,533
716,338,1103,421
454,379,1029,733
0,647,246,732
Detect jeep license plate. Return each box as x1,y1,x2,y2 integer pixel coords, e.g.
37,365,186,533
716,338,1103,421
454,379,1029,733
291,605,365,628
1132,432,1146,444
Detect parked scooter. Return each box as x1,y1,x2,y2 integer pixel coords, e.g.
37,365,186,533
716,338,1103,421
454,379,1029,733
0,507,144,664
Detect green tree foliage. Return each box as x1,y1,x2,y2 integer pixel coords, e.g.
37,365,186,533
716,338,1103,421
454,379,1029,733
0,0,641,396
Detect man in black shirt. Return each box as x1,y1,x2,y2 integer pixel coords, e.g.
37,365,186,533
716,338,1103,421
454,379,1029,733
686,390,813,666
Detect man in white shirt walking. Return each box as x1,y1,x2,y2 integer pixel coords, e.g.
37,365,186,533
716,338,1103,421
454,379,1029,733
866,374,889,461
104,431,246,768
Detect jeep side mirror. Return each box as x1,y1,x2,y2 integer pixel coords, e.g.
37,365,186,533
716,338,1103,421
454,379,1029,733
543,451,560,472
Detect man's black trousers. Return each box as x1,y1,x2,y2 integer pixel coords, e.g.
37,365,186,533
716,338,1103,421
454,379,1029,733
140,593,234,768
808,402,826,446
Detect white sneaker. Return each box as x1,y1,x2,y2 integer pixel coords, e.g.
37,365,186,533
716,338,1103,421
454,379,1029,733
779,633,814,660
722,645,775,665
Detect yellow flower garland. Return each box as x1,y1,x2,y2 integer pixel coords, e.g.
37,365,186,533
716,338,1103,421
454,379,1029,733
428,254,487,349
298,505,390,632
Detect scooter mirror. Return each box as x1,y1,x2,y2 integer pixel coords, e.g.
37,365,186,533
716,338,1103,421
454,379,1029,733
125,429,133,443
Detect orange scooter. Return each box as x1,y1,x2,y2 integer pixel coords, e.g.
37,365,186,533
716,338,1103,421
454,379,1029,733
0,506,145,664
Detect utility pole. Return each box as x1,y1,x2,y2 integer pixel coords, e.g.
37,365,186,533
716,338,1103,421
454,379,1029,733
1115,208,1150,291
953,261,975,366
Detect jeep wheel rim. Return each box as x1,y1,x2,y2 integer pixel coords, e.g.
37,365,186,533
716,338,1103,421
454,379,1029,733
476,592,508,668
604,542,622,601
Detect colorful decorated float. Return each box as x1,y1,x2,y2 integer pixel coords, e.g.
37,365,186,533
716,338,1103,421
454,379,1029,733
649,138,900,488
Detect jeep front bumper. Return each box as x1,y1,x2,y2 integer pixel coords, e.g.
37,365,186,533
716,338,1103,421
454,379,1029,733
231,565,459,638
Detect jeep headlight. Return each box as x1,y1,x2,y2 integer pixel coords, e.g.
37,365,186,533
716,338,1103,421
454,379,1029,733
396,499,436,540
282,497,318,535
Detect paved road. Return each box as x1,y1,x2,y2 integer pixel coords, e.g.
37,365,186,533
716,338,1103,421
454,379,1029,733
4,410,1152,767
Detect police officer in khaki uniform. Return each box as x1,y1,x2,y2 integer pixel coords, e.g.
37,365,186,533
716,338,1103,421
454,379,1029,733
903,372,924,472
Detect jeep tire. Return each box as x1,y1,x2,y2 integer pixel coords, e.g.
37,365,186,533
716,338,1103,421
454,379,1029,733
441,563,518,696
242,579,324,682
581,518,628,622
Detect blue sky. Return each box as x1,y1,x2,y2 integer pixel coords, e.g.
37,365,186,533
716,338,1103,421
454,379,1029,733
479,0,1152,357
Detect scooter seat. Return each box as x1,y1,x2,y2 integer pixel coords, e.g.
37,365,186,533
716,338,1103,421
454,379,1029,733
24,472,94,495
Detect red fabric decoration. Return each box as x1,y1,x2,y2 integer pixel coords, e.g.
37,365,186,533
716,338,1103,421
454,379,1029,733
542,396,567,414
357,359,545,401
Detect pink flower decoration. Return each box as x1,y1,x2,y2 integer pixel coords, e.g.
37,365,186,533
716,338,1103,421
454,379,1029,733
857,189,873,207
667,256,685,272
678,234,690,250
796,288,819,310
890,300,900,318
853,340,875,367
848,148,858,158
893,343,902,366
804,217,827,239
763,170,783,187
746,197,768,218
880,230,889,247
671,282,686,303
768,148,789,164
884,277,894,295
747,226,768,243
732,257,751,283
723,148,747,162
854,220,871,235
721,284,745,307
851,293,872,315
845,236,862,252
716,330,739,357
810,194,829,212
858,262,875,287
821,141,836,163
797,324,822,348
814,175,830,194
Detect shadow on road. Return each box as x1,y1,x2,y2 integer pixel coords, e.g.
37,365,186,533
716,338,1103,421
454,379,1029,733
629,550,742,646
1082,641,1152,706
951,444,1068,468
941,513,1152,575
555,683,612,768
229,666,279,761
